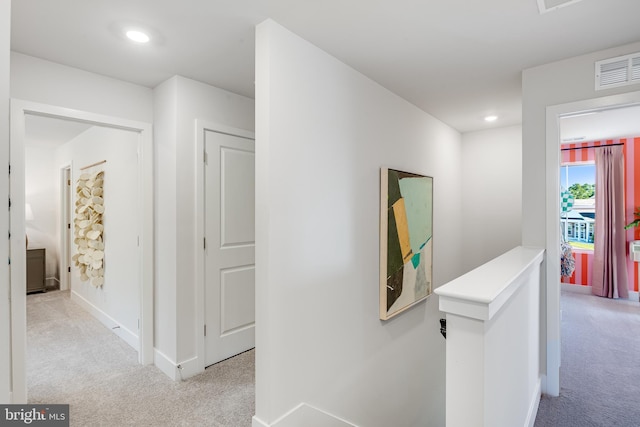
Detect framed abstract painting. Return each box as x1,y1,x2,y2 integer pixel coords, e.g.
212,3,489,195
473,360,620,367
380,168,433,320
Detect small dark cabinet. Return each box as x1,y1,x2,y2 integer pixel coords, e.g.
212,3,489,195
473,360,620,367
27,248,46,293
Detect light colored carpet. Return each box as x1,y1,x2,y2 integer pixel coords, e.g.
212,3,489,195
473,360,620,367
27,290,255,427
535,290,640,427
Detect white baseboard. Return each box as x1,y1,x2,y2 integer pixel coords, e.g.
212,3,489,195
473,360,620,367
153,348,179,381
252,416,269,427
70,290,138,351
153,349,203,381
561,283,592,294
526,378,542,427
176,355,200,380
561,283,640,300
253,403,356,427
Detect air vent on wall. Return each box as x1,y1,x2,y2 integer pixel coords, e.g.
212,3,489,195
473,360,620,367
595,52,640,90
536,0,585,14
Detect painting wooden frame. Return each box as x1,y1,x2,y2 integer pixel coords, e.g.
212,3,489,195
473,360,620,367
380,168,433,320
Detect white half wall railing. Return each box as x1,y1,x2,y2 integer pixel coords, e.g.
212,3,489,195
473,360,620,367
435,246,544,427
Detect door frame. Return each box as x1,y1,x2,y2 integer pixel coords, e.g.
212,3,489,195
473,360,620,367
543,89,640,396
59,163,72,291
195,120,255,374
9,99,154,402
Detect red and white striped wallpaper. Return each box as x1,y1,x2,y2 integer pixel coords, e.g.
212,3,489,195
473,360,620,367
561,136,640,292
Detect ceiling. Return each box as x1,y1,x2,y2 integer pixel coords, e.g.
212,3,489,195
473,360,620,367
10,0,640,134
560,104,640,144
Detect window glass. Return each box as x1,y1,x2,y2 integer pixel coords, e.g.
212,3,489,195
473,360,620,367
560,163,595,251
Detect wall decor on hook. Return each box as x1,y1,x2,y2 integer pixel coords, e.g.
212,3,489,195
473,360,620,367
72,161,106,288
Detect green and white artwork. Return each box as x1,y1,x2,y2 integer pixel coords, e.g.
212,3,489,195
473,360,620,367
380,168,433,320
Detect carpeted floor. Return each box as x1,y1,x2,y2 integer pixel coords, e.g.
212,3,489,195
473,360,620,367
535,289,640,427
27,290,255,427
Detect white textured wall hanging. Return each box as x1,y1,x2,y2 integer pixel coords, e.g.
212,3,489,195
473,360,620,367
73,170,105,287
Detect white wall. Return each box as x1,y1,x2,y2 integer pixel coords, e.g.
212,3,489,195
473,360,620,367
153,75,255,371
25,144,59,282
461,125,522,272
522,41,640,391
11,52,153,123
152,77,178,362
255,20,462,426
522,40,640,247
55,126,140,344
0,0,11,404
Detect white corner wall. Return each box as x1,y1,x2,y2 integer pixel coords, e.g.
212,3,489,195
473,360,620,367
255,20,462,426
461,125,522,273
55,126,140,348
522,40,640,394
152,77,178,365
0,0,11,404
10,52,153,123
25,145,59,282
153,75,254,375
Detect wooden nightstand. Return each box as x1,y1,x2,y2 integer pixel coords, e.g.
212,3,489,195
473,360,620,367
27,248,46,293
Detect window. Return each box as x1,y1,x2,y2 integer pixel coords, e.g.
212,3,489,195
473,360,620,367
560,163,595,250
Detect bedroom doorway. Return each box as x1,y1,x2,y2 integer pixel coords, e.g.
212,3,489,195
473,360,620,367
10,99,154,402
544,90,640,396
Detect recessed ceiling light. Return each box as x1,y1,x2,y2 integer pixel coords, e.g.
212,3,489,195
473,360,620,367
484,115,498,122
126,30,150,43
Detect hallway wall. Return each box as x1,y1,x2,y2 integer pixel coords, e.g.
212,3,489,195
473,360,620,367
56,126,140,348
255,20,462,426
461,125,522,273
10,52,152,123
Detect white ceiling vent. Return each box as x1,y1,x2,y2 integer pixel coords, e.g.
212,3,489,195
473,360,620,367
536,0,585,14
595,52,640,91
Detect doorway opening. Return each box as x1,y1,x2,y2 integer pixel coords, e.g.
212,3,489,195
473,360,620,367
559,105,640,294
9,99,154,403
544,90,640,396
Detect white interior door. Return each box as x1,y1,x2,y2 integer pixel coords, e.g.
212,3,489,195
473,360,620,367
204,130,255,367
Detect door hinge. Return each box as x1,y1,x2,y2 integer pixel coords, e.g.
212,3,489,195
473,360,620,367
68,266,71,273
204,324,207,337
203,237,206,250
8,164,10,175
68,179,71,186
204,151,208,165
8,197,10,209
68,223,71,229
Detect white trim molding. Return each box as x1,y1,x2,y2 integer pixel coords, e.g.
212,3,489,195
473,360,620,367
252,403,357,427
71,291,139,351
